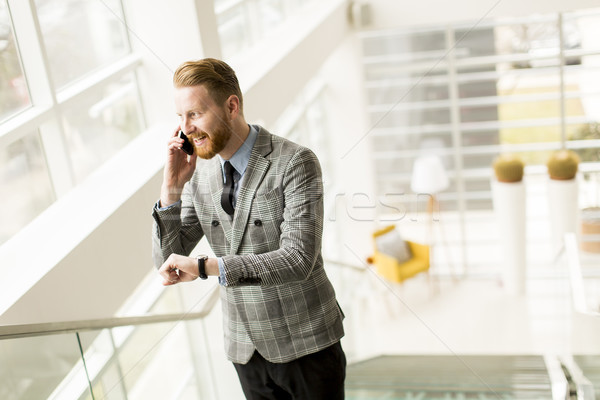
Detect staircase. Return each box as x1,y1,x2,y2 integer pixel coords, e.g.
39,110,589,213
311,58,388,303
573,355,600,399
346,355,574,399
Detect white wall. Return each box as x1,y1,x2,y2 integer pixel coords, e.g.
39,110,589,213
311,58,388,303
320,33,379,263
0,127,166,324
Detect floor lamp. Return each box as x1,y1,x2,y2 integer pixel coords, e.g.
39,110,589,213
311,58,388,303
410,155,457,280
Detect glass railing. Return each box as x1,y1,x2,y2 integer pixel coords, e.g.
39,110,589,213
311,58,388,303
0,259,368,400
565,232,600,318
563,232,600,399
0,286,231,400
2,250,597,400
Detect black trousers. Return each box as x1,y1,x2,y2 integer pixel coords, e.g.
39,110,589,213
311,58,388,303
233,341,346,400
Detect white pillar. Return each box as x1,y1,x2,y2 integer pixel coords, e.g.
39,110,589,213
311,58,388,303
492,180,527,295
548,177,580,250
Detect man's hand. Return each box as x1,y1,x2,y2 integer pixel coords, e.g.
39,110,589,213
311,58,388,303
160,127,197,207
158,254,198,286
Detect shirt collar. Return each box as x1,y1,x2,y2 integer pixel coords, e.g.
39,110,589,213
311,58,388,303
218,124,259,177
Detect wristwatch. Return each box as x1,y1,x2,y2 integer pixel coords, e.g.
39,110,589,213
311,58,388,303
197,255,209,280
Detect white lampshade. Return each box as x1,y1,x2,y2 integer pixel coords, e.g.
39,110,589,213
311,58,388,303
411,155,449,194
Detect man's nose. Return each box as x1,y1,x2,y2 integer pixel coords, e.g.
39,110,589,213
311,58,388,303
181,118,194,134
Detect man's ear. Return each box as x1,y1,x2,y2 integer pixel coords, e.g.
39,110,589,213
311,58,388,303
226,95,240,118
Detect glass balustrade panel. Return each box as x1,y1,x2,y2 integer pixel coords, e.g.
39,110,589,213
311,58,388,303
0,333,91,400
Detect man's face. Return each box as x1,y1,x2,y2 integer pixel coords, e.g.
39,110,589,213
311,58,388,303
175,85,232,160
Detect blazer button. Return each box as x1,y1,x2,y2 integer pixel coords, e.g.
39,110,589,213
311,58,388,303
254,219,262,226
212,220,220,227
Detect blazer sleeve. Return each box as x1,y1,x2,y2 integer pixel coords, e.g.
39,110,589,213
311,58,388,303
220,147,324,286
151,183,205,268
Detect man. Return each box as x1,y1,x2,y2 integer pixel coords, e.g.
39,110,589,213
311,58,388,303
152,58,346,399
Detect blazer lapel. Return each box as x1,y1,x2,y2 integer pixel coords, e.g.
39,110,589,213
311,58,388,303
229,128,272,255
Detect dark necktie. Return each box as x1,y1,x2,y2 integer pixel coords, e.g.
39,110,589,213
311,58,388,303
221,161,235,215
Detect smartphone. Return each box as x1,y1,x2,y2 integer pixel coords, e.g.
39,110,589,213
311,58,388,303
178,130,194,155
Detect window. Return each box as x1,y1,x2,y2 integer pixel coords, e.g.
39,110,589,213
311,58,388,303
62,73,143,183
0,1,30,122
35,0,130,90
0,0,144,246
361,8,600,276
214,0,319,59
0,131,54,244
361,8,600,213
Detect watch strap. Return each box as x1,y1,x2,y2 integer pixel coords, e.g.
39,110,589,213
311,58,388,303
197,255,208,280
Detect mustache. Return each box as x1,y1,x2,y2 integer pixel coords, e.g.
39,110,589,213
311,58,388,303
187,131,209,139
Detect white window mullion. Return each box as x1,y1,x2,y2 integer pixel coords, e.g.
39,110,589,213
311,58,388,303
0,106,52,147
38,119,75,197
56,54,142,109
558,12,567,147
446,25,468,277
246,0,261,45
7,0,75,196
7,0,53,105
193,0,223,59
116,0,147,130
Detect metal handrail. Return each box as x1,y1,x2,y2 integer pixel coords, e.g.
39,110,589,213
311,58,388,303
0,258,364,341
0,285,221,340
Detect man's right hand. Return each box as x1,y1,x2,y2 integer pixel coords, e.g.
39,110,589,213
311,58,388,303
160,127,197,207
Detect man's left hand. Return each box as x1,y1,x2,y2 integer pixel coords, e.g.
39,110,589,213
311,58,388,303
158,254,198,286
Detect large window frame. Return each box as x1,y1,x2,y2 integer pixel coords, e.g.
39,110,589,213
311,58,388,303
214,0,321,59
362,10,600,213
361,8,600,277
0,0,145,246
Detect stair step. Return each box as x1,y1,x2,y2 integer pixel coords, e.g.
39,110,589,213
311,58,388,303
573,355,600,398
346,355,557,399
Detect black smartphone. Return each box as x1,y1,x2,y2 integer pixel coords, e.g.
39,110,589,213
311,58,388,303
178,130,194,155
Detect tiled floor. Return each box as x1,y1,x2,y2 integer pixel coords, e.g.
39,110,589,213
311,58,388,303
340,273,578,360
332,248,600,373
332,174,600,365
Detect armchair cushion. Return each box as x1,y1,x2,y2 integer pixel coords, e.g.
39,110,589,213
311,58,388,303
371,226,430,283
374,225,412,263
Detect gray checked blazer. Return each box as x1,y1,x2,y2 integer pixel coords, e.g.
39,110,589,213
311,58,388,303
152,126,344,364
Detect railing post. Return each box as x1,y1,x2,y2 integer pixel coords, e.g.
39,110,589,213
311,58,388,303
76,332,96,400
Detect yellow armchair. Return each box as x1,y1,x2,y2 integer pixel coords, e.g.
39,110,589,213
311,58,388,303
368,225,430,283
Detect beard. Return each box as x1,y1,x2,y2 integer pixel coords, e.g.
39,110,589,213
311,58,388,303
192,117,232,160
